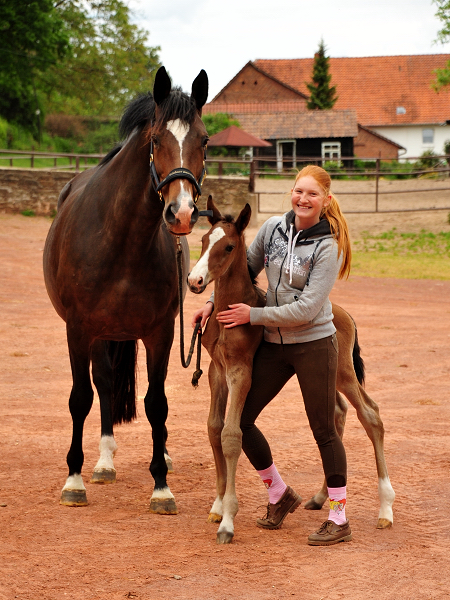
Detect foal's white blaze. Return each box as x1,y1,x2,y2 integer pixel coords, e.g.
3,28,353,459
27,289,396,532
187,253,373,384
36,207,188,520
62,473,86,492
93,435,117,472
151,486,175,500
166,119,190,167
189,227,226,286
378,476,395,522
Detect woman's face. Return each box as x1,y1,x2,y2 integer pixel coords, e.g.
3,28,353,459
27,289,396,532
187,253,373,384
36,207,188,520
291,175,331,229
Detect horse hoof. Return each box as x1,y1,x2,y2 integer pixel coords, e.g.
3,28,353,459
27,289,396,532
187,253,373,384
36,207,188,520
304,497,323,510
149,498,178,515
60,489,88,507
376,518,393,529
165,457,174,474
90,469,116,484
208,512,222,523
216,531,234,544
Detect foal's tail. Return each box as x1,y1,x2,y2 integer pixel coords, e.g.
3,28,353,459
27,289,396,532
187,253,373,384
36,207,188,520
107,340,138,425
352,326,365,387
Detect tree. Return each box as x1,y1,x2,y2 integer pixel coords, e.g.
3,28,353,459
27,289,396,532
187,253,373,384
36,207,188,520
306,40,338,110
41,0,161,116
0,1,70,134
432,1,450,90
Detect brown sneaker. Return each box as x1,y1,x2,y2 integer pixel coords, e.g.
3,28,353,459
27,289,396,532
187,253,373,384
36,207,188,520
256,486,302,530
307,519,352,546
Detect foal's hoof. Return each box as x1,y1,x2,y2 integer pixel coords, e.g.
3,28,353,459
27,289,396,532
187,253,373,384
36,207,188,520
165,454,174,474
376,518,393,529
216,531,234,544
90,469,116,484
149,498,178,515
60,489,88,507
304,496,324,510
208,512,222,523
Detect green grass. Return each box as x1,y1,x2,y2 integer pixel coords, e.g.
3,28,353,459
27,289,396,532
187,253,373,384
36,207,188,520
351,229,450,279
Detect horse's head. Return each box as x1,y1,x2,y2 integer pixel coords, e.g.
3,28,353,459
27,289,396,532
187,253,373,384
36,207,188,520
188,196,251,294
150,66,209,235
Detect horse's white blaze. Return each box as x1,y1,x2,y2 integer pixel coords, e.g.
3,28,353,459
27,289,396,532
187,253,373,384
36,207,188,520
378,476,395,522
217,514,234,535
210,496,223,517
62,473,86,492
151,486,175,500
93,435,117,471
189,227,226,284
167,119,190,167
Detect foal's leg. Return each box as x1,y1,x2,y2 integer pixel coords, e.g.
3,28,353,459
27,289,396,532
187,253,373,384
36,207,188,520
60,326,94,506
90,340,117,484
207,361,228,523
216,361,253,544
142,330,177,515
304,391,348,511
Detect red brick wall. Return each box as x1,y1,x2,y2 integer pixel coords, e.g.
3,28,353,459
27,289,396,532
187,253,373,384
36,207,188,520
214,64,306,105
354,126,399,159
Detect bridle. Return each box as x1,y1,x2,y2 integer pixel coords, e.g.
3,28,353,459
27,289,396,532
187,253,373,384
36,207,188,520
149,137,207,205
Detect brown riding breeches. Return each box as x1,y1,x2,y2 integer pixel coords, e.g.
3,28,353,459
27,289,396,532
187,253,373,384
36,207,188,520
240,334,347,486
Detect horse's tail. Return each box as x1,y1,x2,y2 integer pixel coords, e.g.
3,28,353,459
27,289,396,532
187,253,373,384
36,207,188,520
352,326,365,387
107,340,138,425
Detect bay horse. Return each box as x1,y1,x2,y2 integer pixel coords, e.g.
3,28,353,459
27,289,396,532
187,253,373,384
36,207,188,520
43,66,209,514
188,196,395,544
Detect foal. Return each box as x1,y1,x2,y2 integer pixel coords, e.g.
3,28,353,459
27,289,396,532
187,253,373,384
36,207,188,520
188,196,395,544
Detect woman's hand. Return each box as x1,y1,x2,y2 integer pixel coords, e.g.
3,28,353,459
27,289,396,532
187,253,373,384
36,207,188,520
216,303,251,329
192,302,214,329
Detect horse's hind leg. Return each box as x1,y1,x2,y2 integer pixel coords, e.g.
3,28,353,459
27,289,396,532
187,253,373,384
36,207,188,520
142,331,177,515
60,327,94,506
207,361,228,524
304,391,348,511
90,340,117,484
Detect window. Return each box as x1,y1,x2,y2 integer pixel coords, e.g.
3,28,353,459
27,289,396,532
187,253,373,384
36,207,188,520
422,128,434,144
321,142,341,164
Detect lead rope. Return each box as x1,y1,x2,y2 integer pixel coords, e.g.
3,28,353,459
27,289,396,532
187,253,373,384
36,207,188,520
176,236,203,388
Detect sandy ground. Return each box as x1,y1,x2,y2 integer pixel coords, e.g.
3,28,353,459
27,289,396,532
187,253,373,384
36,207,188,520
1,213,450,600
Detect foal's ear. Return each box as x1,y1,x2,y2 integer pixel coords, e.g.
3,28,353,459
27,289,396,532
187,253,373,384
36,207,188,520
153,66,172,106
207,195,222,225
235,203,252,235
191,69,209,114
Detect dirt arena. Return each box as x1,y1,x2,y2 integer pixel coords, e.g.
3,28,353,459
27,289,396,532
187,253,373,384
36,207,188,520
1,212,449,600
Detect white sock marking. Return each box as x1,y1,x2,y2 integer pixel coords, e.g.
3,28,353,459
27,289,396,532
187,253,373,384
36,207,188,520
151,486,175,500
167,119,190,167
189,227,226,284
217,514,234,535
62,473,86,492
378,476,395,522
210,496,223,517
93,435,117,472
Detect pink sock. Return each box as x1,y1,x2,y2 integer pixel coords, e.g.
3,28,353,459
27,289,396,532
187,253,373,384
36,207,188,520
257,463,287,504
328,486,347,525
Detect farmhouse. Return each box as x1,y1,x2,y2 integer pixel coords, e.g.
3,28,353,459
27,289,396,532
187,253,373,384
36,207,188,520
205,55,450,159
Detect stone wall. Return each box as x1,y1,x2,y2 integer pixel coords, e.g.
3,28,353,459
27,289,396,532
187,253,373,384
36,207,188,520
0,168,257,225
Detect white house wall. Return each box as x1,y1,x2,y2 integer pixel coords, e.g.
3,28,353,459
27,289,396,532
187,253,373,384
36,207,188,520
372,125,450,160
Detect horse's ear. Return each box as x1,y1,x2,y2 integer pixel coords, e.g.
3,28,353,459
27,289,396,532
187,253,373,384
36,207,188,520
234,203,252,235
191,69,209,114
207,195,222,225
153,66,172,106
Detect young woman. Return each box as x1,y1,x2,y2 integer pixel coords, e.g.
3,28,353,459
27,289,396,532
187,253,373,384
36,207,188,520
193,165,352,545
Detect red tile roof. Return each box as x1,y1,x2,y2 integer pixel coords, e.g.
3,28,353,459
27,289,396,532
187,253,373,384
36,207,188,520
250,55,450,126
203,101,306,115
208,125,271,147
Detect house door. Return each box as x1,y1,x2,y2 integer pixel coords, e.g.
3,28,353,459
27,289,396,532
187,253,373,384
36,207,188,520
276,140,296,172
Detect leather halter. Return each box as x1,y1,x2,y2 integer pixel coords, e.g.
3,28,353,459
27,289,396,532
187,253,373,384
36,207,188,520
149,137,207,205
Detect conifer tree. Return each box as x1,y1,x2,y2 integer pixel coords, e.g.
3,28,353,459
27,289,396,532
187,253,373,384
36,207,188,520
306,40,338,110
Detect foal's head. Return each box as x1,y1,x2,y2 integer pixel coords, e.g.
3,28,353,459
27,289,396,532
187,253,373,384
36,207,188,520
188,196,251,294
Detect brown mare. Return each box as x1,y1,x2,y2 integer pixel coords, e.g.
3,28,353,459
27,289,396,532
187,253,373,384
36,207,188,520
43,66,209,514
188,196,395,544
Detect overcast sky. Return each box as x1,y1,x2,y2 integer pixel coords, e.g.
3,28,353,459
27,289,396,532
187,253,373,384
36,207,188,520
130,0,450,100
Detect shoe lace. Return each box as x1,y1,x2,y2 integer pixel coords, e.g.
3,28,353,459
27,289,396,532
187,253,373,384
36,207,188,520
258,503,271,519
317,520,335,533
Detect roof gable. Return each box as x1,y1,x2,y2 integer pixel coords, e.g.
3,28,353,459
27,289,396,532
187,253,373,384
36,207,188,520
254,55,450,126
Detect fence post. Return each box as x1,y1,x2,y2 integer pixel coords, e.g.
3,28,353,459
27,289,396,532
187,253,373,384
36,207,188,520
31,153,34,168
218,160,223,179
249,159,255,192
75,156,80,173
375,158,380,212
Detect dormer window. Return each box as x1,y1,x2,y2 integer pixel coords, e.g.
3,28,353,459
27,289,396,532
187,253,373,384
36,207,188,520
396,106,406,115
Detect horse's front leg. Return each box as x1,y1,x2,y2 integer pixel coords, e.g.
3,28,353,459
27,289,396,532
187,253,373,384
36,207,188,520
90,340,117,484
142,331,177,515
216,361,252,544
207,361,228,524
60,325,94,506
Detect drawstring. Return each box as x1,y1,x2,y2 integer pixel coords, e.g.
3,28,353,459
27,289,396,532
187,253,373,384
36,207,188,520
287,223,301,285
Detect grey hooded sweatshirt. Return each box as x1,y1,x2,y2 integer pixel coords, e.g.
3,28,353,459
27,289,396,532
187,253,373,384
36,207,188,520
248,210,342,344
